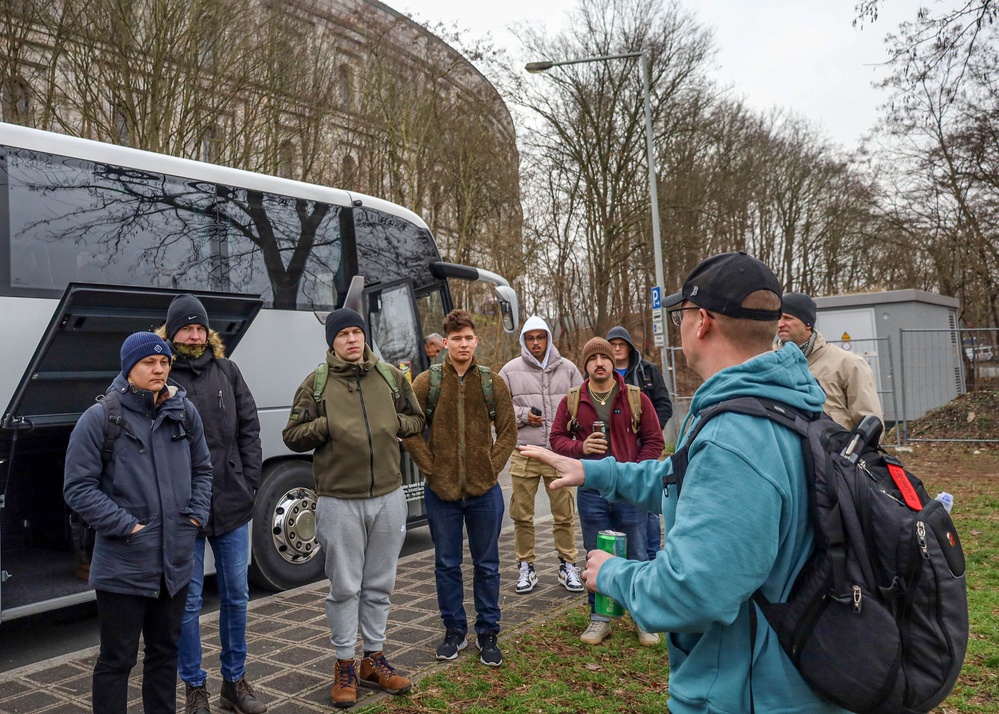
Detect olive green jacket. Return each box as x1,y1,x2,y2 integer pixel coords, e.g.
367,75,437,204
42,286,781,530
403,355,517,501
282,346,424,499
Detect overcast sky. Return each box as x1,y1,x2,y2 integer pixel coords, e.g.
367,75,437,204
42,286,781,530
395,0,927,149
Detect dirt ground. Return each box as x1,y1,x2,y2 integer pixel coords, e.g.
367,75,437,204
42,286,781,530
884,390,998,494
887,441,999,504
891,390,999,442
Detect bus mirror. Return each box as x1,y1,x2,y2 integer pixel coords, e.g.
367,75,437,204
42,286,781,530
342,275,367,316
493,285,519,333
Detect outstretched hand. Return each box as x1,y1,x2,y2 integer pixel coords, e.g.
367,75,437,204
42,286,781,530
517,445,585,490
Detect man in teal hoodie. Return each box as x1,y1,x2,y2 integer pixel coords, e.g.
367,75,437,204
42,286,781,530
522,252,850,713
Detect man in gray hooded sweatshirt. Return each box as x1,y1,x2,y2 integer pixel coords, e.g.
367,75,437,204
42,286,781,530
499,316,583,594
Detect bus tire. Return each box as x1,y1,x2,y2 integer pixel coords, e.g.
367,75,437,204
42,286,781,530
248,460,325,591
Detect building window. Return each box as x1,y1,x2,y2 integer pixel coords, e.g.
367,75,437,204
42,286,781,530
113,104,130,146
341,154,357,186
201,125,219,163
338,64,353,110
2,80,32,124
278,140,296,179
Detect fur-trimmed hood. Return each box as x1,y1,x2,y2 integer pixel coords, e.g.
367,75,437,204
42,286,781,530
155,325,226,359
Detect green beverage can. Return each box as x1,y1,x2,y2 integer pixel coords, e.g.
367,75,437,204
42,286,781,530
594,530,627,617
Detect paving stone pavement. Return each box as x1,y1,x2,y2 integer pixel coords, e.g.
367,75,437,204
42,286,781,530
0,517,586,713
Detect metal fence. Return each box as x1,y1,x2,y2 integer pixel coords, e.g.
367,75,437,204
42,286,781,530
664,329,998,445
663,338,903,447
898,328,999,444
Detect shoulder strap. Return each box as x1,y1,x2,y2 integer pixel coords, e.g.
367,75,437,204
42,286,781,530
216,358,237,388
98,393,124,465
566,386,582,432
425,364,443,425
312,361,329,403
477,365,496,422
425,364,496,424
625,384,643,432
183,400,195,438
665,397,812,493
374,361,401,400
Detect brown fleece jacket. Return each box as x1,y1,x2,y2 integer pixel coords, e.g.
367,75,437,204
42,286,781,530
403,355,517,501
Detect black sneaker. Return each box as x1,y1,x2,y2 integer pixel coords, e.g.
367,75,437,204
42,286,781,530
435,629,468,660
476,634,502,667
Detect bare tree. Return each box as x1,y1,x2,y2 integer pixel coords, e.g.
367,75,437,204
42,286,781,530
513,0,713,337
873,12,999,328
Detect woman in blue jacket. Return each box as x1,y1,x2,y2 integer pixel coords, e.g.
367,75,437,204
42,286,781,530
64,332,212,714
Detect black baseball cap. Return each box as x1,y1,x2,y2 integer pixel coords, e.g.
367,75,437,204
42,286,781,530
663,251,782,321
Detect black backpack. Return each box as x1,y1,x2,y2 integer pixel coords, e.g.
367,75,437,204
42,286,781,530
97,390,196,465
666,397,968,714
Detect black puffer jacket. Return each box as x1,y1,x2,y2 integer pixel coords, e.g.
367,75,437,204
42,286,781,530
605,326,673,428
158,328,262,537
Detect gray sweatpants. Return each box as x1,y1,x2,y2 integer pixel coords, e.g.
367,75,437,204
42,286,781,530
315,488,408,659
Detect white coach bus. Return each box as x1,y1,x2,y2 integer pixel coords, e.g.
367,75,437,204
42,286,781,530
0,123,519,621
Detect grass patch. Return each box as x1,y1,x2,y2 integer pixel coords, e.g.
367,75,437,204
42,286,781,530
367,446,999,713
367,608,668,713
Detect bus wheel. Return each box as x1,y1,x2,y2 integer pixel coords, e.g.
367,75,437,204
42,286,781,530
249,460,325,591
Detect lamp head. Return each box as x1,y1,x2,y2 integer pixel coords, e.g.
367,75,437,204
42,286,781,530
525,61,554,74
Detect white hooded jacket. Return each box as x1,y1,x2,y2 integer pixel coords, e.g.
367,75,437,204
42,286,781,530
498,316,582,448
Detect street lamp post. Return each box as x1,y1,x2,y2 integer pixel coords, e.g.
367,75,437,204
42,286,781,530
526,52,675,400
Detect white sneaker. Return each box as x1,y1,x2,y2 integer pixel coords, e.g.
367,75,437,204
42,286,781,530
515,561,538,593
580,620,612,645
558,561,584,593
636,625,660,646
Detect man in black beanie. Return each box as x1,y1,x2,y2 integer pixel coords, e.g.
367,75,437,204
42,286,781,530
776,291,883,430
284,308,424,709
157,294,266,714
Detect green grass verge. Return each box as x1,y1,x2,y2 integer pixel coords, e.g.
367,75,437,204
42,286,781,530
366,608,668,713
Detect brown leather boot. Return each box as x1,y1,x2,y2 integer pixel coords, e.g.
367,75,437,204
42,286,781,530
359,652,412,695
330,659,357,709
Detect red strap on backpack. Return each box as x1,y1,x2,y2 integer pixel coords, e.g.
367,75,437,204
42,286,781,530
887,462,923,510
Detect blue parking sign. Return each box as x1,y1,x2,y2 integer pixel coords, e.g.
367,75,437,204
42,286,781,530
651,286,662,310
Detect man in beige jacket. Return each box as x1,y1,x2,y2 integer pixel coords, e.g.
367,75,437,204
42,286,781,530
777,292,883,430
498,315,583,595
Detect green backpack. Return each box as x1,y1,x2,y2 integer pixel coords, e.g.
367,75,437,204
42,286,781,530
425,363,496,426
565,384,643,434
312,360,400,404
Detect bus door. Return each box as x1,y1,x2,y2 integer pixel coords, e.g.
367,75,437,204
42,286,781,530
363,279,428,520
0,283,261,621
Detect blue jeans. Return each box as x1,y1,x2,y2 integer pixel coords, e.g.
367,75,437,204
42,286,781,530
577,487,648,616
647,511,663,561
178,523,250,686
425,483,504,637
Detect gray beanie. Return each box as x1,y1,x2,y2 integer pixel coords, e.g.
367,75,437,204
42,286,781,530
166,294,210,340
325,308,367,346
782,293,817,327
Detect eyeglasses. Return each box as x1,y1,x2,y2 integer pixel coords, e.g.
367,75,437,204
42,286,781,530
668,306,701,327
524,335,547,343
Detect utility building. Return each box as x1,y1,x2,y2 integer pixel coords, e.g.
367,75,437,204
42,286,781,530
813,290,961,424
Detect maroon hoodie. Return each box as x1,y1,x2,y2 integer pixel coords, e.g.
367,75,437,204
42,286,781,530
549,371,663,462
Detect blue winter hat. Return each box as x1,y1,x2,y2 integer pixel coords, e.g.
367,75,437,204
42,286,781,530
325,308,367,347
121,331,173,377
